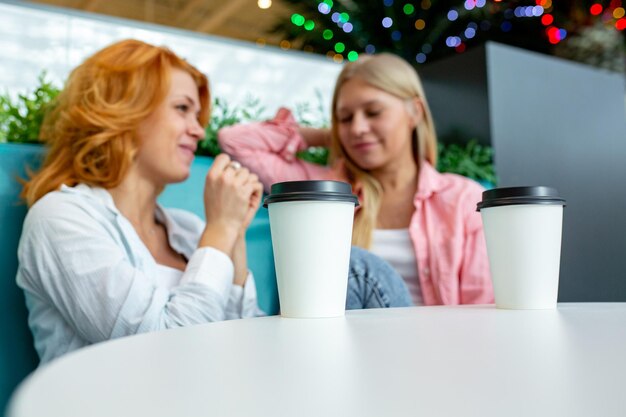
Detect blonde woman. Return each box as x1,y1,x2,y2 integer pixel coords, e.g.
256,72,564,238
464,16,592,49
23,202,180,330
219,53,493,306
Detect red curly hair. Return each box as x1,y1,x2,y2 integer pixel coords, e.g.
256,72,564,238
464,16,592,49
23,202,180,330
22,39,211,207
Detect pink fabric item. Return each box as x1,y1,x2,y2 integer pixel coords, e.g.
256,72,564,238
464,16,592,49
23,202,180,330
218,108,494,305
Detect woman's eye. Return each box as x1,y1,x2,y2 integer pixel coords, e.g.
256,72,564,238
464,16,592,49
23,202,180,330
176,104,189,112
338,115,352,123
366,110,381,117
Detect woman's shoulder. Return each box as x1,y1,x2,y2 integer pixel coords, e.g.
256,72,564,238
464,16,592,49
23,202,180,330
420,163,484,199
24,184,115,231
439,171,485,194
421,166,485,215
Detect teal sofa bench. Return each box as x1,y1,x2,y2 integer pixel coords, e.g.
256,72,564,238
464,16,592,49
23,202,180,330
0,144,42,413
0,143,278,412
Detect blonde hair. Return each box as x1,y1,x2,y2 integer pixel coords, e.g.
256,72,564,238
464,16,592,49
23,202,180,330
22,39,210,207
329,53,438,248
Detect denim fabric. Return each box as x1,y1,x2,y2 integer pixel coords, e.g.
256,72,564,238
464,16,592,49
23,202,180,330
345,247,413,310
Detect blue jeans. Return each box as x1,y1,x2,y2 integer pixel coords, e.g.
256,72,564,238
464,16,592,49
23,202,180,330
345,247,413,309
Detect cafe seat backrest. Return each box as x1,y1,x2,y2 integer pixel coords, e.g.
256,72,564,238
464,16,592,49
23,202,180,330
0,144,41,413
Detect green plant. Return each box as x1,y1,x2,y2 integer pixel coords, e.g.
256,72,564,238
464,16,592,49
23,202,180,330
0,77,496,184
293,90,329,128
0,73,60,144
437,139,497,186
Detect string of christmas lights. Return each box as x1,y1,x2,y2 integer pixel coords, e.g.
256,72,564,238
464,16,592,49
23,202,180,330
269,0,625,69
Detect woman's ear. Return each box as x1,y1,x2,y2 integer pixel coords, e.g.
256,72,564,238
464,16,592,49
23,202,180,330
406,97,424,128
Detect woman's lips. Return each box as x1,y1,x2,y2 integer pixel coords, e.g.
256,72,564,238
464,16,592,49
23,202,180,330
179,144,197,160
351,142,378,152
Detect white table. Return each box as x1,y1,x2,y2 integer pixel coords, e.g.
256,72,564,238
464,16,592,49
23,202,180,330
8,304,626,417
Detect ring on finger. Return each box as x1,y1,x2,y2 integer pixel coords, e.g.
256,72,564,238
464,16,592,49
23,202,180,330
227,161,242,171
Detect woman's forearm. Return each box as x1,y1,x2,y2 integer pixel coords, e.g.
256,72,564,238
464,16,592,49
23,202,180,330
299,126,331,148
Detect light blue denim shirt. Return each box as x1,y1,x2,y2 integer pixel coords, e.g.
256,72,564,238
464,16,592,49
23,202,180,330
16,184,261,364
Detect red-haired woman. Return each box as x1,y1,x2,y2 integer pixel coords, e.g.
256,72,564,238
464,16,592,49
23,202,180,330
17,40,412,364
17,39,265,364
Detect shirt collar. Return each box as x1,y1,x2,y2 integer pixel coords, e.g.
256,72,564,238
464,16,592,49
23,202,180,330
60,183,120,214
414,161,446,201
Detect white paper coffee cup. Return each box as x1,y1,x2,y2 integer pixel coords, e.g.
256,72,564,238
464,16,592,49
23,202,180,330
264,181,359,318
477,186,566,309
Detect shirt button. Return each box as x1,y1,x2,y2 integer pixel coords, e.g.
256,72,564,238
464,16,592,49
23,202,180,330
423,268,430,276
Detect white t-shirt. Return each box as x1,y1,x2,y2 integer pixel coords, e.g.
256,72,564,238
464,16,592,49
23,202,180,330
371,228,423,305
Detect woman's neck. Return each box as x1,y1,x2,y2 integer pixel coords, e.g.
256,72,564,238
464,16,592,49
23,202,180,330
107,170,163,234
371,159,419,193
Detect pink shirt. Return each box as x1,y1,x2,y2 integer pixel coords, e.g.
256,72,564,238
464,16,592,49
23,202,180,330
218,109,494,305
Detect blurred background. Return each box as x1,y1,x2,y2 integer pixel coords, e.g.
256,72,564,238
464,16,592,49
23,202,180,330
21,0,626,72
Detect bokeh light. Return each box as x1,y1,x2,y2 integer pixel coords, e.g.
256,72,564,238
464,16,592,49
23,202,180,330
318,3,331,14
291,14,305,26
541,14,554,26
590,4,603,16
382,17,393,28
464,0,476,11
415,19,426,30
257,0,272,9
546,26,564,44
415,53,427,63
501,21,513,32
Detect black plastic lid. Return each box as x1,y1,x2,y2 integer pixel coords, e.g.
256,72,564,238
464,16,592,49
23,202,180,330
263,180,359,207
476,186,566,211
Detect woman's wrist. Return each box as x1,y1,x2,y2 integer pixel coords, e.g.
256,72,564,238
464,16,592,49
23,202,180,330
199,222,240,255
232,234,248,286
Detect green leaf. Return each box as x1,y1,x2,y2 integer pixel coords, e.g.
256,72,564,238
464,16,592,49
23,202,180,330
0,72,60,144
437,138,497,185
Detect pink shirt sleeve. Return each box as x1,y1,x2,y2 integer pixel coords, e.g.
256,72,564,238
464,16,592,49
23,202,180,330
218,108,331,192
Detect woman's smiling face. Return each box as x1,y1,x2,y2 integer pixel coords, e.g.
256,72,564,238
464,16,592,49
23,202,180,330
134,68,206,187
335,77,419,172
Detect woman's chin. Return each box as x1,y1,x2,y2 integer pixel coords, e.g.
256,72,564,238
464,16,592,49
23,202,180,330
166,167,191,185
